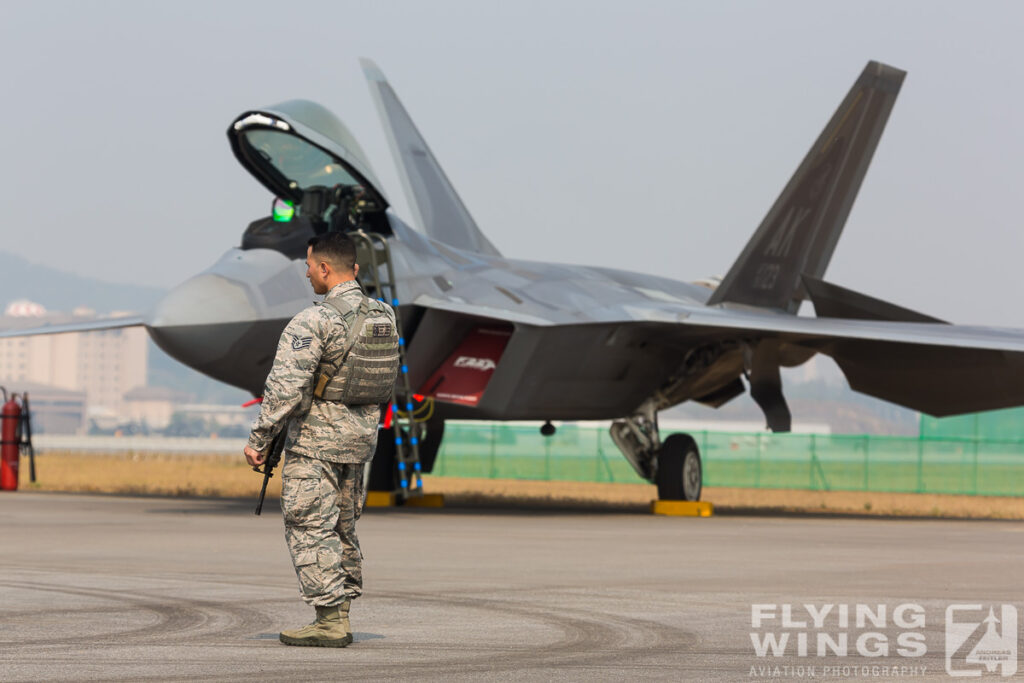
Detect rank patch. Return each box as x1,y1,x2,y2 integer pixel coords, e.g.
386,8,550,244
292,336,313,350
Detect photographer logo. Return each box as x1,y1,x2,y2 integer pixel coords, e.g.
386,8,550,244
945,604,1017,677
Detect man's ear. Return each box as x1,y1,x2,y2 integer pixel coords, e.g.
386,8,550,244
353,263,359,278
320,262,330,278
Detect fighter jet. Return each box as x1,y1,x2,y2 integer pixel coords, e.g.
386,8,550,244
9,59,1024,501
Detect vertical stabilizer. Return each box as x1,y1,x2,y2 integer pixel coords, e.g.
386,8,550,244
707,61,905,313
360,59,501,257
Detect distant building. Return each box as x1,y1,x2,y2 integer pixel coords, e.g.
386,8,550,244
177,403,260,428
5,300,46,318
122,385,193,430
0,301,147,419
0,379,86,435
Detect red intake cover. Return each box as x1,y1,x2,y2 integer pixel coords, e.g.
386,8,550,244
420,327,511,406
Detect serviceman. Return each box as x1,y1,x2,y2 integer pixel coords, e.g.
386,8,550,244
244,231,399,648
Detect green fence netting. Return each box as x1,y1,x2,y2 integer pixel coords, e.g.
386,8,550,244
431,422,1024,496
920,406,1024,441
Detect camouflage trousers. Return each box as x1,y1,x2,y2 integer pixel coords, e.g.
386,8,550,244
281,451,366,607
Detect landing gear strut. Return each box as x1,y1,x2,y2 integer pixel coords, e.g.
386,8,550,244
610,400,702,501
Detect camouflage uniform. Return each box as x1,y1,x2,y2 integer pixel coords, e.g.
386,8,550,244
248,280,385,607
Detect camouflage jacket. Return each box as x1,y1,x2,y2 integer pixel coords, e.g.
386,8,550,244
247,280,382,464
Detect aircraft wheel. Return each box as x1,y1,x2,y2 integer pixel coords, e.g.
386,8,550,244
656,434,702,501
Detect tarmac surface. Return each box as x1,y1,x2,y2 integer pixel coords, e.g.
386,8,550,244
2,493,1022,682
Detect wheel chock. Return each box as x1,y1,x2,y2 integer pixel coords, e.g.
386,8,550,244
365,491,397,507
404,493,445,508
365,492,445,508
650,500,714,517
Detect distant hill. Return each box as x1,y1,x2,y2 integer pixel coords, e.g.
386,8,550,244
0,250,166,314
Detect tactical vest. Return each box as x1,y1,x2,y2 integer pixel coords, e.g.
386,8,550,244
313,291,400,405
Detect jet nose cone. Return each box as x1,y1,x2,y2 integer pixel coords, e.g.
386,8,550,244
147,248,309,394
150,274,256,329
148,274,263,387
147,263,303,396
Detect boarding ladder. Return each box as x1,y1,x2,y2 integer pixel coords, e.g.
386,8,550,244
346,230,424,500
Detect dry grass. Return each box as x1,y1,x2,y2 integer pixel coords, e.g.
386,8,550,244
701,487,1024,520
15,451,1024,519
420,477,1024,519
19,451,281,499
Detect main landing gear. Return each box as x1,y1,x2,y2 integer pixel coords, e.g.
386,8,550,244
655,434,702,502
609,401,702,502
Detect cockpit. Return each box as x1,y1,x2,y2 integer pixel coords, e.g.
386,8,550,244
229,102,391,259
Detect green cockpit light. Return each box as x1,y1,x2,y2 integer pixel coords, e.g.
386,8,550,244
272,198,295,222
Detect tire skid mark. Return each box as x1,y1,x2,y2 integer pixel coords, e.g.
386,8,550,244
348,589,699,676
0,605,131,621
0,580,272,646
0,580,697,680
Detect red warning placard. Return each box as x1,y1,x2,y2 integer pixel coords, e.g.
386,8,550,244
419,327,512,406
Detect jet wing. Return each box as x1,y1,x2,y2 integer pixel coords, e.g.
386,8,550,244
681,307,1024,354
676,307,1024,417
0,316,147,339
409,286,1024,420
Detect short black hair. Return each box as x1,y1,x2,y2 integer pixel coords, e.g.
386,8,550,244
308,232,357,272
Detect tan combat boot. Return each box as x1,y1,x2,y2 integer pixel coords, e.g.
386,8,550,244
279,601,352,647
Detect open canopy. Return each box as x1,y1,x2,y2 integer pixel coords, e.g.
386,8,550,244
228,99,388,210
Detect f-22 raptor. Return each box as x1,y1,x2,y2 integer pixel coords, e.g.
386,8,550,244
12,60,1024,501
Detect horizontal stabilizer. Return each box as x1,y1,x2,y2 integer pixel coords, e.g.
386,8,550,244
360,59,501,257
708,61,905,313
823,341,1024,417
802,276,944,323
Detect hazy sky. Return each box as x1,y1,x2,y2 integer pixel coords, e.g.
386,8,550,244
3,1,1023,324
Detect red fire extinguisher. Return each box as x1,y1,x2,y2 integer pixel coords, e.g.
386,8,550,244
1,389,21,491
